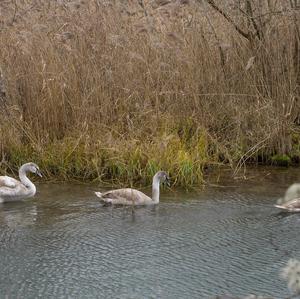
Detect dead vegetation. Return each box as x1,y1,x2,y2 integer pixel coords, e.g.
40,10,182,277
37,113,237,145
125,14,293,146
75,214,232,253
0,0,299,185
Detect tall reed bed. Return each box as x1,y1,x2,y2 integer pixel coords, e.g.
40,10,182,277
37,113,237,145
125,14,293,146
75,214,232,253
0,1,299,185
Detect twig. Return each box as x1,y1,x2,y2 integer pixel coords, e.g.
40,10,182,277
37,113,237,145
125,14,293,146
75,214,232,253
233,136,270,177
204,14,226,77
203,0,250,40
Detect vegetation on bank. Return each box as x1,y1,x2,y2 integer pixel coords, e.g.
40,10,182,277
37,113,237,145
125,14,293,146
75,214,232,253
0,1,300,186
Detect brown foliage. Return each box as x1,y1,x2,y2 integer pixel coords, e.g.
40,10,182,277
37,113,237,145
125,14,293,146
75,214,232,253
0,0,299,183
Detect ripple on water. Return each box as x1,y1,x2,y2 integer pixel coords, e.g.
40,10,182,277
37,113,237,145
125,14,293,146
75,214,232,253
0,182,299,298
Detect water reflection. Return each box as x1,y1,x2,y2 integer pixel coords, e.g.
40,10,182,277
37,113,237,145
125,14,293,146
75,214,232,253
0,202,38,229
0,169,300,298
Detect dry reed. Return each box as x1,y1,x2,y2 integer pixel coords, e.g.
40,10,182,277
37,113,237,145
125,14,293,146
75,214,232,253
0,0,299,186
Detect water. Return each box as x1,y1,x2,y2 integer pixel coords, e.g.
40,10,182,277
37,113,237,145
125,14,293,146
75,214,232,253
1,167,300,298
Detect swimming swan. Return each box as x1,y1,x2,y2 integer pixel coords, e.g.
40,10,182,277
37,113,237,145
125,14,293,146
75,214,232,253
275,183,300,212
0,162,42,203
95,171,170,205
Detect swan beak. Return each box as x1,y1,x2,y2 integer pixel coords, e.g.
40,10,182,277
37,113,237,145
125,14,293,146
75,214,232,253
36,170,43,177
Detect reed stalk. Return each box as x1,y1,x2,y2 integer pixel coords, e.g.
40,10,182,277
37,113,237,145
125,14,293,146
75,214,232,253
0,1,299,186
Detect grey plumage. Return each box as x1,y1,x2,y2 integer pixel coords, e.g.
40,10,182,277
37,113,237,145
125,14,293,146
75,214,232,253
275,183,300,212
95,171,170,206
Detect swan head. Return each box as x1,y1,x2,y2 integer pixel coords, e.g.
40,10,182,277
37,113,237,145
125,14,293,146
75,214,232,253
155,171,170,187
22,162,42,177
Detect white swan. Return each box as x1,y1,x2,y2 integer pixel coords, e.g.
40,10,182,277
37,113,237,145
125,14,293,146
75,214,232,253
95,171,170,205
275,183,300,212
0,162,42,203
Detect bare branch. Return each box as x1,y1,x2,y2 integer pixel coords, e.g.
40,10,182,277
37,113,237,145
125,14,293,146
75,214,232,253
245,0,263,41
204,14,226,76
203,0,250,40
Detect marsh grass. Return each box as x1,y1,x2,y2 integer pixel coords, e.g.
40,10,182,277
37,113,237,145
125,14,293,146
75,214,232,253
0,1,299,186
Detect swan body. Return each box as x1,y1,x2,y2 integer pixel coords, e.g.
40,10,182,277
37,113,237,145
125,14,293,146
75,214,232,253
95,171,170,205
275,183,300,212
0,162,42,203
274,198,300,212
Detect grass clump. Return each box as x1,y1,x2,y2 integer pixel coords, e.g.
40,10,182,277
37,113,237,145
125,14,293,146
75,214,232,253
271,155,291,167
1,128,209,186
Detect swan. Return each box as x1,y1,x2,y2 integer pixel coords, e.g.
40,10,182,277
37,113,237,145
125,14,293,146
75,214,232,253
0,162,42,203
95,171,170,205
275,183,300,212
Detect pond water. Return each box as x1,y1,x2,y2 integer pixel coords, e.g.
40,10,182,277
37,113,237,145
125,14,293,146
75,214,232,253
1,167,300,298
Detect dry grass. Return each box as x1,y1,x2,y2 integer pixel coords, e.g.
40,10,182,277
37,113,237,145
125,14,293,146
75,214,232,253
0,0,299,186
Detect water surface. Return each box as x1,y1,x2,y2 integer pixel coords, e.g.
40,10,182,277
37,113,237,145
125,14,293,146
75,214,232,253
1,167,300,298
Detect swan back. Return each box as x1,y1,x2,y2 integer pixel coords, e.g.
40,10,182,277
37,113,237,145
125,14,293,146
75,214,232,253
95,170,170,205
275,183,300,212
95,188,152,205
276,183,300,205
0,176,30,203
275,198,300,212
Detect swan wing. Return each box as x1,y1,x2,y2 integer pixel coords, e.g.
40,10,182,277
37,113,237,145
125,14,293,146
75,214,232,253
283,183,300,202
0,176,20,188
99,188,152,205
0,176,27,202
275,198,300,212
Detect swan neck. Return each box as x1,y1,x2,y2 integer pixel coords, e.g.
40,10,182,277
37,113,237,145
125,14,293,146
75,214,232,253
19,167,36,194
152,175,160,203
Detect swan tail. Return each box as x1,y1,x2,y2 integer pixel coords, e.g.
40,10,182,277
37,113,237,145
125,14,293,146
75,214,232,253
274,204,286,209
274,204,300,212
95,191,103,198
274,204,294,211
95,192,113,204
